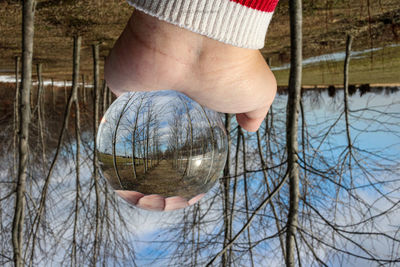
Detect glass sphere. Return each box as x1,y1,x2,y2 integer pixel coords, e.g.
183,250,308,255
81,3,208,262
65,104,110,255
97,91,227,211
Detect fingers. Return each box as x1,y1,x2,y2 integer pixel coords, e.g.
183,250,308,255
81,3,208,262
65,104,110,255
116,190,144,205
188,193,205,205
164,197,189,211
115,190,204,211
236,105,270,132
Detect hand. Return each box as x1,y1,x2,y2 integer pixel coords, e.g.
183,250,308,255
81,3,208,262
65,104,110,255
105,10,277,132
104,10,277,211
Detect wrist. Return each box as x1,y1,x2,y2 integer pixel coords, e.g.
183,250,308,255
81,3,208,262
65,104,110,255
127,10,259,93
127,0,278,49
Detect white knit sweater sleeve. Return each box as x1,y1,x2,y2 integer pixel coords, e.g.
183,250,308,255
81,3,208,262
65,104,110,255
127,0,279,49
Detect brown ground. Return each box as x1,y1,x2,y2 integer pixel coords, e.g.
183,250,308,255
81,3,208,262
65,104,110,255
263,0,400,66
101,159,218,199
1,0,399,83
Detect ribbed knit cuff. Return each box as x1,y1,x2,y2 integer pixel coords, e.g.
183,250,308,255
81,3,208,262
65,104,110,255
127,0,278,49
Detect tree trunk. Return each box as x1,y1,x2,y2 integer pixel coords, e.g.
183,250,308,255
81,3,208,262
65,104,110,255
228,128,241,262
35,63,42,112
82,74,86,104
107,87,112,107
343,35,353,153
36,63,46,170
102,80,108,115
13,56,20,177
28,37,81,266
240,128,254,267
51,78,55,108
200,107,215,184
131,98,143,180
64,80,67,104
92,43,101,266
112,94,135,188
71,38,82,265
144,109,151,173
181,98,193,177
12,1,35,266
221,114,232,267
256,130,286,260
105,86,109,109
285,0,303,266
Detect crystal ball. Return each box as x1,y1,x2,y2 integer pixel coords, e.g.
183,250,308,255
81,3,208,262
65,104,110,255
97,91,228,211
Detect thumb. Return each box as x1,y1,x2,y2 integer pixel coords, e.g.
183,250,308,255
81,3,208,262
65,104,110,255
236,106,270,132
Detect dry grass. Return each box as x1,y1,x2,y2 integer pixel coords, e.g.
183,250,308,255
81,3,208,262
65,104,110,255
274,45,400,86
0,0,132,80
264,0,400,63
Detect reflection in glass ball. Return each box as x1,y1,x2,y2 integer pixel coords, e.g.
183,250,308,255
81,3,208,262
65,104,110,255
97,91,228,211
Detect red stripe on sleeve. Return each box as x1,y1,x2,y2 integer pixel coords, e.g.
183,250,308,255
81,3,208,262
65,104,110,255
230,0,279,12
255,0,263,10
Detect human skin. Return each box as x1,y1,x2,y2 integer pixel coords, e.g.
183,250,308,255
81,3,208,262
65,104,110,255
116,191,205,211
105,10,277,211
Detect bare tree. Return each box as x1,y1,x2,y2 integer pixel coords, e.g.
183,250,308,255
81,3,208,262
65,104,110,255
240,128,255,267
51,78,55,108
81,74,86,104
35,63,46,168
12,1,36,266
13,56,20,177
221,114,232,267
71,35,82,267
64,80,67,104
107,87,112,108
102,80,108,114
285,0,303,265
27,36,81,266
144,104,152,173
3,2,400,267
131,96,144,179
111,94,136,188
256,129,286,260
343,34,353,157
91,43,101,265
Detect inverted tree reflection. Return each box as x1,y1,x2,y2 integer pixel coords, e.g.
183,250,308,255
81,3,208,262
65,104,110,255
97,91,227,200
1,84,400,265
